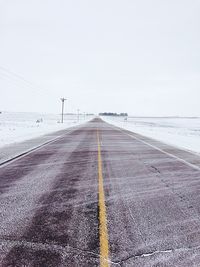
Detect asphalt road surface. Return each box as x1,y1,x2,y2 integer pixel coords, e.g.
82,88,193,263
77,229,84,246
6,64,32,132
1,118,200,266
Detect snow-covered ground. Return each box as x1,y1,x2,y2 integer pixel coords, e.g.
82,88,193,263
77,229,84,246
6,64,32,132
1,113,200,155
102,116,200,154
0,112,93,148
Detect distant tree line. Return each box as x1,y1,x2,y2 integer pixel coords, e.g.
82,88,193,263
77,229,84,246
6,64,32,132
99,112,128,116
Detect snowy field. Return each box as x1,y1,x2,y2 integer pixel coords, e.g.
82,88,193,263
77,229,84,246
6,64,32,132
1,113,200,155
0,112,93,148
102,116,200,154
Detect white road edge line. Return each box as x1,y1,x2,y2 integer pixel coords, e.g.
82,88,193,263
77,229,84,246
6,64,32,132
0,127,78,169
114,127,200,172
104,121,200,158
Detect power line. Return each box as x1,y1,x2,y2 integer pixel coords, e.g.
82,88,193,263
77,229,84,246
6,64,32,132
0,66,51,98
0,66,38,87
0,66,70,116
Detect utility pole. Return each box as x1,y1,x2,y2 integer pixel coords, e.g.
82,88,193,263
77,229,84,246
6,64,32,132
60,98,67,123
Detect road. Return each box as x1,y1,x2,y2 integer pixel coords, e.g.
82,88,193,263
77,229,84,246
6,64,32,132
1,118,200,266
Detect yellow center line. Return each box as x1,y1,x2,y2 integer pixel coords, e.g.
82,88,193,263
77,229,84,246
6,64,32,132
97,129,110,267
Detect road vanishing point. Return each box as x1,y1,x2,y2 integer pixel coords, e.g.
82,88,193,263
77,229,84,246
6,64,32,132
1,118,200,266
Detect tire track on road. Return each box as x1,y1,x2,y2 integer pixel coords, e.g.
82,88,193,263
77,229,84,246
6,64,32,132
2,128,99,267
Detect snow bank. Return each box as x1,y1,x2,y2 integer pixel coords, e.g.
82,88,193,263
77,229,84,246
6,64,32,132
102,116,200,154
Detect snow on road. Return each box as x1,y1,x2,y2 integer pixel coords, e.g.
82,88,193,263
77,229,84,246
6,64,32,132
0,112,92,148
102,116,200,154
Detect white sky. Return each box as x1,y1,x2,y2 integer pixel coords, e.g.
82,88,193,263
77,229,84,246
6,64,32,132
0,0,200,116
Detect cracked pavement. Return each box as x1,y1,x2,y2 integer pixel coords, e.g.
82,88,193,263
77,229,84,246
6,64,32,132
1,118,200,266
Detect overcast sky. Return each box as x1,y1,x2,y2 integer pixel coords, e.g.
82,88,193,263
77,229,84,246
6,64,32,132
0,0,200,115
